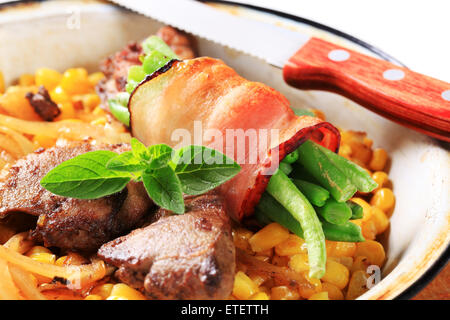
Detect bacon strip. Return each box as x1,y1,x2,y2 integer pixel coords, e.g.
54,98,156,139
129,57,340,220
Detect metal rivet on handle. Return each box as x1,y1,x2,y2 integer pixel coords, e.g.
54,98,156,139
383,69,405,81
328,49,350,62
442,90,450,101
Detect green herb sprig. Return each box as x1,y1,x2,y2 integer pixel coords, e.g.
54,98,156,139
40,138,241,214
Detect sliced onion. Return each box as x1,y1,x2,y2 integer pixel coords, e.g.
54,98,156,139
0,245,106,290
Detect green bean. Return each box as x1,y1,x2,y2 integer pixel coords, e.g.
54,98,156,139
347,200,364,220
257,193,304,238
282,150,299,164
278,162,293,175
254,208,272,226
292,179,330,207
320,219,365,242
290,163,319,183
316,198,352,225
297,140,357,202
266,169,326,279
258,193,363,242
315,142,378,192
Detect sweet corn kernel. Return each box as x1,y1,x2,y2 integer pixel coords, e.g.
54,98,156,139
33,134,56,149
371,188,395,213
271,286,299,300
304,271,322,291
275,234,307,256
363,137,373,148
349,141,372,165
82,94,101,111
338,144,352,158
91,283,114,299
250,292,270,300
90,117,107,126
108,283,146,300
369,148,388,171
372,171,389,191
0,71,4,94
0,86,41,121
88,72,105,86
233,228,254,252
371,207,390,234
361,220,377,240
232,271,258,299
63,252,88,265
19,74,35,86
85,294,103,300
248,223,289,252
30,252,56,264
50,86,70,104
308,292,329,300
56,102,75,120
92,106,106,116
35,68,62,91
26,246,52,256
298,272,322,299
321,260,349,289
351,198,372,221
326,241,356,257
289,253,309,273
60,68,92,95
106,296,127,300
329,256,353,270
321,282,344,300
355,240,385,266
346,270,368,300
351,256,370,273
55,256,67,266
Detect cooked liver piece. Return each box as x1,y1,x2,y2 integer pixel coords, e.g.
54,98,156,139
98,193,235,300
0,143,153,252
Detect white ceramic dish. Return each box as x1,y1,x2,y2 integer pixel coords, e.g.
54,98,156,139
0,0,448,300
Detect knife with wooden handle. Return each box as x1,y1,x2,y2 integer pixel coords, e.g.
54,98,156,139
110,0,450,142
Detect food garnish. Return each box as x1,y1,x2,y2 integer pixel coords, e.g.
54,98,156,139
258,140,377,278
40,138,240,214
107,36,178,126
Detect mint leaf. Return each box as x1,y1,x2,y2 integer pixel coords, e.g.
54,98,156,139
106,151,146,173
131,138,150,160
147,144,173,169
174,145,241,195
40,150,131,199
142,166,184,214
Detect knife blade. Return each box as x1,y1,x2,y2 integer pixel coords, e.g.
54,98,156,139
110,0,450,141
109,0,309,68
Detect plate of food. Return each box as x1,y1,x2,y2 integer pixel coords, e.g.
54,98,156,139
0,0,448,301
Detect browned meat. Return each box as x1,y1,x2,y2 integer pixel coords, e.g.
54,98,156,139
96,27,196,105
0,143,153,252
25,86,60,121
156,26,196,60
98,193,235,300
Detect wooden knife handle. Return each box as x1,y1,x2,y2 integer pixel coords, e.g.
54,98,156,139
283,37,450,142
